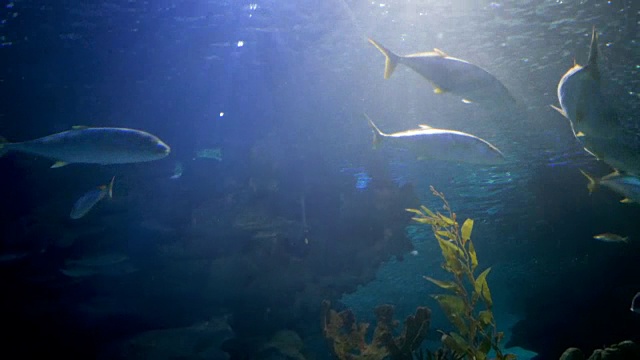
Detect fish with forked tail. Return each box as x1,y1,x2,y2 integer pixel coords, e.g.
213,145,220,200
70,177,115,219
367,38,515,105
365,114,505,165
579,169,640,204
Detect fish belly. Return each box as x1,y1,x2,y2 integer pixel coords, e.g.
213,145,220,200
404,56,511,103
558,67,615,139
398,134,503,165
13,140,147,164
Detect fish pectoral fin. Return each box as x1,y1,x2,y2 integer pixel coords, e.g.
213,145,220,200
620,198,633,204
51,161,69,168
550,104,567,118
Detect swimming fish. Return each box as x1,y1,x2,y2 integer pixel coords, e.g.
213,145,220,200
579,169,640,204
553,28,640,176
365,114,505,165
593,233,629,243
368,38,515,105
70,177,115,220
194,147,223,161
552,27,618,141
170,161,183,180
631,292,640,313
0,127,170,168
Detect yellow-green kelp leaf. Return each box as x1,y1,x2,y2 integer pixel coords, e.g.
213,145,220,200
433,294,468,336
468,240,478,272
441,332,469,355
437,237,463,258
479,337,492,354
436,230,456,240
420,205,437,218
437,213,456,226
411,216,435,225
478,310,493,327
474,268,493,308
424,276,460,291
405,208,424,215
449,332,473,354
461,218,473,244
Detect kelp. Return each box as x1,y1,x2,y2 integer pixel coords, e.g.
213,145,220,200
407,186,515,360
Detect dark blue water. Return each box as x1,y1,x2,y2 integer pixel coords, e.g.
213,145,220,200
1,1,640,359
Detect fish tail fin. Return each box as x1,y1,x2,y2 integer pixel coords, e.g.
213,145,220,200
579,169,598,194
107,176,115,199
0,136,8,157
588,26,598,67
364,113,385,149
367,38,400,79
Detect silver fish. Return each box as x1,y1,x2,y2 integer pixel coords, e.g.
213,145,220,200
0,126,170,168
553,27,617,141
593,233,629,243
368,38,515,105
579,169,640,204
551,29,640,175
365,114,505,165
70,177,114,219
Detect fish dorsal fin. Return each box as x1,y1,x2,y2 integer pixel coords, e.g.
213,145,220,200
418,124,433,129
588,26,598,67
72,125,89,130
433,48,447,57
107,176,115,198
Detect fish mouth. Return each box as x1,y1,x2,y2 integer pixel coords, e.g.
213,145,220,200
157,142,171,156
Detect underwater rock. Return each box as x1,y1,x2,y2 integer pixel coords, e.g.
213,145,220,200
560,348,585,360
111,315,234,360
253,330,307,360
586,341,640,360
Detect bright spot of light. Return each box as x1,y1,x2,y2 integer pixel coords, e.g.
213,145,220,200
237,41,244,47
219,112,224,117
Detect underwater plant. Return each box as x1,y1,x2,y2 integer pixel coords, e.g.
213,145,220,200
406,186,515,360
322,300,431,360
